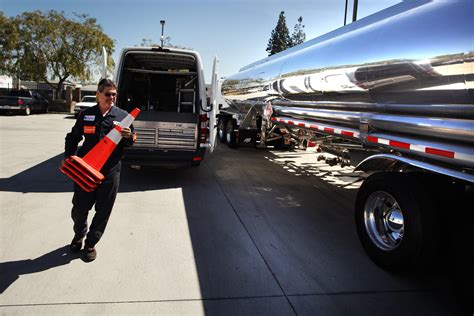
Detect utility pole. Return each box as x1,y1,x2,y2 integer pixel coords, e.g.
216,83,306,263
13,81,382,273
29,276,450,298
352,0,358,22
344,0,348,25
160,20,166,47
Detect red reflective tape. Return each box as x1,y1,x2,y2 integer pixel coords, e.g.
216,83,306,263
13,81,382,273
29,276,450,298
425,147,455,158
298,123,305,127
341,131,354,137
324,127,334,133
367,136,378,143
389,140,410,149
288,121,294,125
310,125,318,129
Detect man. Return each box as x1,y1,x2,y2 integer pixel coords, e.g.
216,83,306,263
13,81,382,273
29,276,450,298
62,79,135,262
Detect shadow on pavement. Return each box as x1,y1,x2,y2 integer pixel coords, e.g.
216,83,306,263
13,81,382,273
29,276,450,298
0,154,71,193
1,145,472,314
0,245,80,294
0,153,205,193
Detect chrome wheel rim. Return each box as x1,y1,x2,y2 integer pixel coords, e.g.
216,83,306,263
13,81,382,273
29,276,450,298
226,126,232,143
364,191,404,251
218,125,224,139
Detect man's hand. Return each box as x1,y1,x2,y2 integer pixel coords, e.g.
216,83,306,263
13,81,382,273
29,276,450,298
121,127,131,139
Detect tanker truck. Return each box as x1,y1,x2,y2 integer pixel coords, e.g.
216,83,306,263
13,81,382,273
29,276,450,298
219,0,474,271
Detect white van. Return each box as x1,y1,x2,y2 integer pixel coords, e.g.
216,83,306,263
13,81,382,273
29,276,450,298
114,47,216,166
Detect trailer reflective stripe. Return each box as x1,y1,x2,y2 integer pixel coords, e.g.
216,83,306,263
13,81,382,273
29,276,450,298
272,117,474,161
272,116,360,139
366,135,462,160
425,147,455,158
367,136,378,143
390,140,410,149
455,152,472,161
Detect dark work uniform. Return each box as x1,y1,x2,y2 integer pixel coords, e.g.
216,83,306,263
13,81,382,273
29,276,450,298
65,104,134,248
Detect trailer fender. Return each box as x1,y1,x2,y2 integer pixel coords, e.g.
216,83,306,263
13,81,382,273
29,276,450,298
355,154,474,184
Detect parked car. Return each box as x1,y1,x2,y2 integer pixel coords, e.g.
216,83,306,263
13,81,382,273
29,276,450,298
74,95,97,117
0,90,49,115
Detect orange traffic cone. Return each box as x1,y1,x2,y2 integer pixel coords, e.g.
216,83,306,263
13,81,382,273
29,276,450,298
60,108,140,192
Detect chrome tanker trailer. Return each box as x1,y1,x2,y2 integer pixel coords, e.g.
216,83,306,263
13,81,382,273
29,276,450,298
219,0,474,271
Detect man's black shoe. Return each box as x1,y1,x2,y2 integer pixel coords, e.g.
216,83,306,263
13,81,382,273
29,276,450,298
83,247,97,262
69,237,83,253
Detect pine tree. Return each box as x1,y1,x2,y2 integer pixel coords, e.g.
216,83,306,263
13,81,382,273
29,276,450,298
290,16,306,47
266,11,291,56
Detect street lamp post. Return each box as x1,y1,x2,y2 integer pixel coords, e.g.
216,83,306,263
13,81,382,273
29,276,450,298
344,0,348,25
160,20,165,47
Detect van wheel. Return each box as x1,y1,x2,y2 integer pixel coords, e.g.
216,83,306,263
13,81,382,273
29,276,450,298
218,119,227,143
355,172,439,272
24,106,31,116
226,120,238,148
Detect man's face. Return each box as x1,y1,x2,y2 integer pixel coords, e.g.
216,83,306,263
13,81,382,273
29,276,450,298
97,87,117,108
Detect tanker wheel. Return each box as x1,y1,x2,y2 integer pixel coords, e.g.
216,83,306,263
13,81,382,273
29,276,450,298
217,118,227,143
225,119,238,148
273,128,291,150
355,172,439,272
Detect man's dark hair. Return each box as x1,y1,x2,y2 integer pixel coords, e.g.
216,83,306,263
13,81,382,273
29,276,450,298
97,78,117,92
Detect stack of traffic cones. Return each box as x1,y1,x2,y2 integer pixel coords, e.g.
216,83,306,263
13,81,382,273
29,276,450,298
60,108,140,192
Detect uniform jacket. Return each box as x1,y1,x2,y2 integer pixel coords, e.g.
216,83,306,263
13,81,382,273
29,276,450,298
65,104,134,174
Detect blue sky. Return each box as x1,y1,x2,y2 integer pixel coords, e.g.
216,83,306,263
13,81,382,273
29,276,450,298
2,0,401,83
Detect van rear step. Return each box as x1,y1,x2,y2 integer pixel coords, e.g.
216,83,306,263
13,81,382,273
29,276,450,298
135,123,197,151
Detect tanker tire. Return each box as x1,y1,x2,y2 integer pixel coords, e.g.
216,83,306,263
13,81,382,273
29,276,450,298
355,172,439,272
218,119,227,143
226,119,238,148
273,131,291,150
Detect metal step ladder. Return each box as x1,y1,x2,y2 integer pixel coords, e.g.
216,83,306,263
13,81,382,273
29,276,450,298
178,89,195,113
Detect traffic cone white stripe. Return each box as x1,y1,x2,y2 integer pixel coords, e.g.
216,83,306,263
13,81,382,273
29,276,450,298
118,108,140,128
107,126,123,145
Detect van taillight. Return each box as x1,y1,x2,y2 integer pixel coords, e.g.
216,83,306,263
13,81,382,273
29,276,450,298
200,114,208,143
18,99,23,105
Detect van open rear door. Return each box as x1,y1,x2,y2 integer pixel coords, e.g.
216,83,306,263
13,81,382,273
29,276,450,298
101,46,107,79
208,56,219,152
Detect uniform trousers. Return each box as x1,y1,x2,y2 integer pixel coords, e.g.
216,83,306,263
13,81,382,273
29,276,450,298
71,169,120,247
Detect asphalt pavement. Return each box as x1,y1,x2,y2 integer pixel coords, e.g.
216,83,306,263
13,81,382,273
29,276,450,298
0,113,468,315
